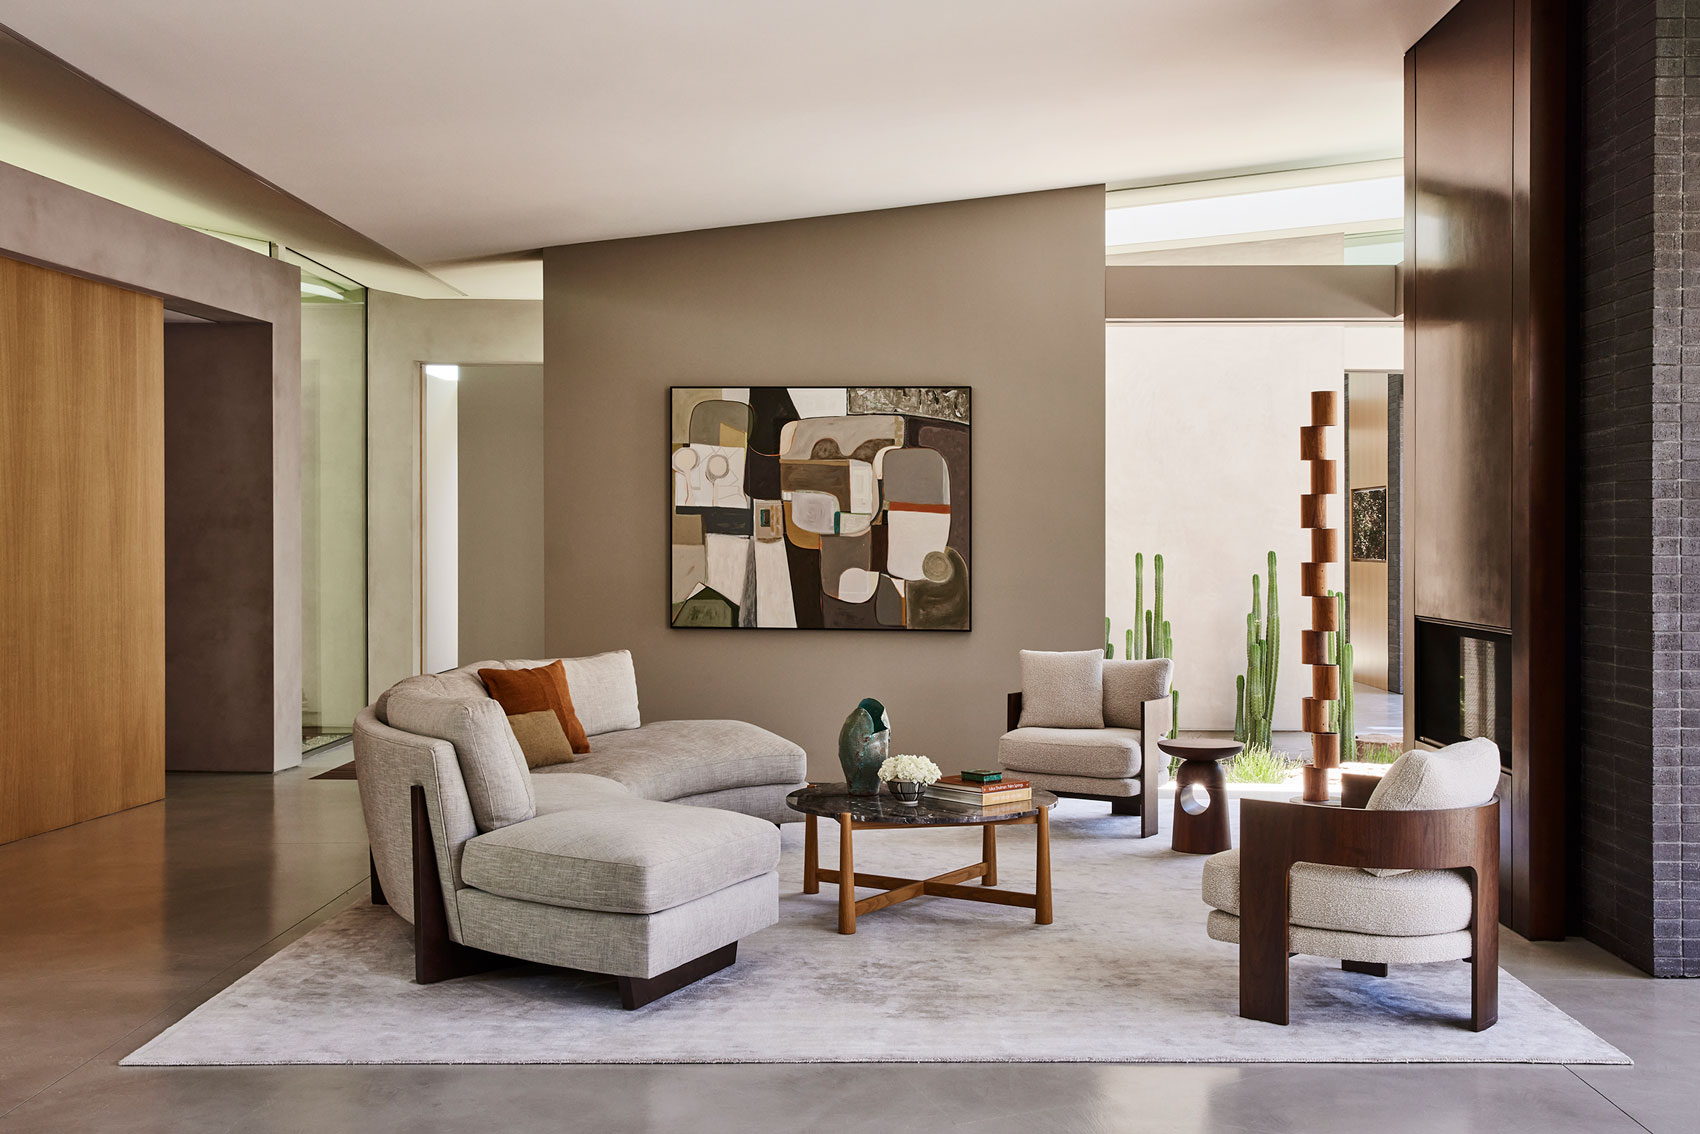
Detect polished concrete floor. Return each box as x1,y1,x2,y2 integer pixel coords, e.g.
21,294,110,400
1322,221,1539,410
1,754,1693,1134
1350,681,1403,736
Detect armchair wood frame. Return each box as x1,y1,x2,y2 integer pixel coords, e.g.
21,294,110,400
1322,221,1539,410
1005,691,1168,838
1238,790,1500,1031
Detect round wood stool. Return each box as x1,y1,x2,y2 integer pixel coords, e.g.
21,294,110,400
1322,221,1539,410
1157,738,1242,855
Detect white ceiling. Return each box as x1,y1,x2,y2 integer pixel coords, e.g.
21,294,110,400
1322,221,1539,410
0,0,1454,290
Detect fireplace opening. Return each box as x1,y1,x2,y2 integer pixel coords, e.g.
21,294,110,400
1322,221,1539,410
1413,617,1511,770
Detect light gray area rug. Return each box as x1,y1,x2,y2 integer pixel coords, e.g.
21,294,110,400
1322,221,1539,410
126,800,1628,1066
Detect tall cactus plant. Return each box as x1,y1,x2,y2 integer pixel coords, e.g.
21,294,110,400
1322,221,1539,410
1321,590,1357,760
1234,674,1247,743
1121,551,1178,737
1132,553,1146,660
1105,617,1114,659
1239,551,1280,752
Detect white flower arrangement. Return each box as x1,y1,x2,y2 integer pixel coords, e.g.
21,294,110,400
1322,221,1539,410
877,753,942,785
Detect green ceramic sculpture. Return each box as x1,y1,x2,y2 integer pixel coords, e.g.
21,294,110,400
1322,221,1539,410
838,697,891,795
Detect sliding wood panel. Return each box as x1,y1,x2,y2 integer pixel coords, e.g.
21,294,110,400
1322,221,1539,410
0,255,164,844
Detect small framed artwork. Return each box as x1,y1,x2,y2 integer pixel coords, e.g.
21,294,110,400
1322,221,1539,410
669,386,971,630
1351,486,1388,562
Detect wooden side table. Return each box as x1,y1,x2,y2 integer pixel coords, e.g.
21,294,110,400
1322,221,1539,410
1157,738,1241,855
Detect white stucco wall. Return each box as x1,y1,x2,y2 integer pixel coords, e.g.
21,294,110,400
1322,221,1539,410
1105,321,1401,739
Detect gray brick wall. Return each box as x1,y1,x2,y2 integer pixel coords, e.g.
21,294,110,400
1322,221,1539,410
1577,0,1697,975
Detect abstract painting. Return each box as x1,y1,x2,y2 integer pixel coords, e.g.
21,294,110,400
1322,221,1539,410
1351,486,1388,562
670,387,971,630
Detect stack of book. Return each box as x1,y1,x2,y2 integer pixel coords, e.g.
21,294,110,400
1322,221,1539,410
925,774,1032,808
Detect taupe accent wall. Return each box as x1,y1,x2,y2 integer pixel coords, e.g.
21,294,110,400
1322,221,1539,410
543,187,1106,778
458,364,546,663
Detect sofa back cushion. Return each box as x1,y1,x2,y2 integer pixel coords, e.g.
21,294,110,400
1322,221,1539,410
1367,738,1501,812
1102,658,1173,730
1017,649,1106,729
384,691,537,831
1363,737,1501,876
553,650,642,736
372,665,490,726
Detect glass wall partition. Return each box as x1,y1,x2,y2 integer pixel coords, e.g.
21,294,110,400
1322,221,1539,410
286,250,367,754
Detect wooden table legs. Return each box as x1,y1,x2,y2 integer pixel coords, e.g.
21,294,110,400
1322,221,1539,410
811,812,1053,934
837,811,856,934
802,813,819,894
1036,804,1053,925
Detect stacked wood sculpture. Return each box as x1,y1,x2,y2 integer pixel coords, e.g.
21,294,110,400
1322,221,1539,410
1298,391,1339,802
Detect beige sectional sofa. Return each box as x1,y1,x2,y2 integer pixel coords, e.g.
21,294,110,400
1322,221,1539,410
354,650,807,1008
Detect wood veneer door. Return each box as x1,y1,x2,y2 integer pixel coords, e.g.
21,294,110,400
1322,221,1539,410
0,255,164,844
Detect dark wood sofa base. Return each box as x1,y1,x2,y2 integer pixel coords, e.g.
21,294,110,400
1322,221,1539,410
618,943,738,1010
406,784,740,1009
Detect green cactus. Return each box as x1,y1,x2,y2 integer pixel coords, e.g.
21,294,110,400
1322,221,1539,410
1325,591,1344,733
1123,550,1178,735
1105,616,1114,659
1170,688,1180,740
1339,640,1357,759
1153,554,1165,658
1234,674,1247,743
1239,552,1280,753
1265,550,1279,726
1132,553,1146,659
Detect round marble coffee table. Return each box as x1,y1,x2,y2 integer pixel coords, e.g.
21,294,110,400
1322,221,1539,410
785,783,1058,934
1156,738,1242,855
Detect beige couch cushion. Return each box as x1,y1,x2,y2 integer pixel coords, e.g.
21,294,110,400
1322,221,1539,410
998,726,1143,779
372,665,492,725
1368,738,1501,811
377,651,643,739
530,770,631,814
460,799,780,915
536,719,806,800
1102,659,1172,729
384,692,536,832
1206,910,1473,965
1018,649,1106,729
503,651,641,737
1201,848,1473,937
1364,738,1501,876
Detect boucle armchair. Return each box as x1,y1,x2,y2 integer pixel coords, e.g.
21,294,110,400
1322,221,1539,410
999,651,1172,838
1202,738,1502,1030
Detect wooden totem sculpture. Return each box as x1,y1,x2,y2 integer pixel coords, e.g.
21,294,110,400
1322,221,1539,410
1298,391,1339,802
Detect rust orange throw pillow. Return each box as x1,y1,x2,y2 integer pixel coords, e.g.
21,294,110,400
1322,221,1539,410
478,661,590,754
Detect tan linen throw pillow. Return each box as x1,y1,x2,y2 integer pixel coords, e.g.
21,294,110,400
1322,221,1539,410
507,709,577,769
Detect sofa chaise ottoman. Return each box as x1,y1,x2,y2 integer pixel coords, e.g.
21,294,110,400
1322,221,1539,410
354,649,807,1007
